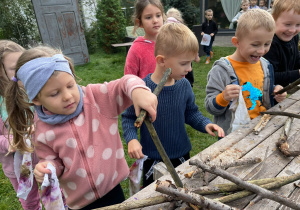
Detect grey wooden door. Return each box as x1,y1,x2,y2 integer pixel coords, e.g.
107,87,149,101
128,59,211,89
32,0,89,65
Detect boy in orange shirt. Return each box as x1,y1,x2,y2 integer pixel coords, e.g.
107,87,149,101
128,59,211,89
205,9,286,135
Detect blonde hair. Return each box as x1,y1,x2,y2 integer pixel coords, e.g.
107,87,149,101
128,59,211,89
155,23,199,57
272,0,300,20
235,9,275,39
166,8,184,24
5,46,76,153
0,40,24,97
132,0,165,35
205,9,213,15
241,0,250,4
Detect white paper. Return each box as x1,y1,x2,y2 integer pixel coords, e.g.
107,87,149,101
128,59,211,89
201,34,211,46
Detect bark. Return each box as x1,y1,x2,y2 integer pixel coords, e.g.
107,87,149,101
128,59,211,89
260,111,300,119
273,77,300,95
155,180,239,210
253,114,271,135
134,68,172,128
189,159,300,209
94,195,172,210
219,157,261,169
144,117,183,187
276,117,300,157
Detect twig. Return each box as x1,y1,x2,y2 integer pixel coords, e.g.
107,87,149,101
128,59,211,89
253,114,271,135
144,117,183,187
94,195,172,210
272,77,300,95
134,68,172,128
260,111,300,119
276,117,300,157
155,180,239,210
189,159,300,209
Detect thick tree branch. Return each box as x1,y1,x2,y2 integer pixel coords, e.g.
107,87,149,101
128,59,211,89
260,111,300,119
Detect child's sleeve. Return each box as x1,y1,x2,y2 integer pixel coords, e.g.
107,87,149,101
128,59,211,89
205,66,230,116
87,74,150,118
121,105,139,144
124,46,140,76
0,117,10,154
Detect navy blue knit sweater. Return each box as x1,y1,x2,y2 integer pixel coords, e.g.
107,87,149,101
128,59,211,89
121,74,212,160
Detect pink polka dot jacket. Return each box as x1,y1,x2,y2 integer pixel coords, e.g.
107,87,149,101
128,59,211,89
33,75,150,209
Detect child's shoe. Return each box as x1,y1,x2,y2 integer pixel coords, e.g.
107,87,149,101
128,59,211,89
210,51,213,59
205,57,210,64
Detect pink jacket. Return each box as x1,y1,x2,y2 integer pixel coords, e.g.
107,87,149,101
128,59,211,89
124,36,156,79
34,75,150,209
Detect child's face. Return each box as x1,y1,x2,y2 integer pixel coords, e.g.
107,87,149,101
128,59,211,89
241,3,249,11
2,52,22,80
234,27,273,63
275,9,300,42
33,72,80,115
205,12,213,20
163,52,196,81
140,4,163,38
259,0,265,7
250,0,257,6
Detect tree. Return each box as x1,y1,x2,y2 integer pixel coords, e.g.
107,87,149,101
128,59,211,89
96,0,126,53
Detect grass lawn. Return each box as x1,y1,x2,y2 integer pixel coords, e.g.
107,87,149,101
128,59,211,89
0,46,235,209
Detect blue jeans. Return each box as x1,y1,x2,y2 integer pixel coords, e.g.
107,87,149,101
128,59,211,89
203,40,213,57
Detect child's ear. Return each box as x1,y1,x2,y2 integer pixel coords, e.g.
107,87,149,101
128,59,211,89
135,18,142,28
156,55,165,66
232,37,239,47
32,98,42,106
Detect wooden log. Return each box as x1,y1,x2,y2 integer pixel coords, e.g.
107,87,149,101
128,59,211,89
155,180,239,210
189,159,300,209
215,172,300,203
134,68,172,128
144,117,183,187
276,117,300,157
260,111,300,119
94,195,172,210
253,114,271,135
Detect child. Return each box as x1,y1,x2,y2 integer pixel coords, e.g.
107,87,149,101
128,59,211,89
267,0,274,13
5,46,158,209
122,23,225,188
166,7,200,87
232,0,249,26
205,9,287,136
0,40,41,210
259,0,267,10
124,0,164,79
249,0,259,9
201,9,218,64
263,0,300,87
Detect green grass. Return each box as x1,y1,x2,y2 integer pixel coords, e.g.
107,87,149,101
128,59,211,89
0,46,235,208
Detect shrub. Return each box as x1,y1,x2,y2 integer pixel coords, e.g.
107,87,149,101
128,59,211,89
96,0,126,53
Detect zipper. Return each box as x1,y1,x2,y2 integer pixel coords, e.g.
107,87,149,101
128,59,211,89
70,119,100,199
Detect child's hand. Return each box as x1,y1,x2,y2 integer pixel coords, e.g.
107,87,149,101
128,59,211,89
128,139,144,159
273,85,287,103
210,33,214,37
205,123,225,138
223,85,241,101
131,88,158,122
201,32,204,36
33,161,53,183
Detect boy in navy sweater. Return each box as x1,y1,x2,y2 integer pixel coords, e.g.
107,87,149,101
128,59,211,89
122,23,224,188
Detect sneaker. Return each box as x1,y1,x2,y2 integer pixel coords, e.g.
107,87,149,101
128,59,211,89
205,57,210,64
210,51,213,59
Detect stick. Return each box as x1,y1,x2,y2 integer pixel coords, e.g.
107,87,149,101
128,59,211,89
94,195,172,210
155,180,239,210
276,117,300,157
219,157,261,169
189,159,300,209
144,117,183,187
215,172,300,204
253,114,271,135
260,111,300,119
134,68,172,128
272,77,300,95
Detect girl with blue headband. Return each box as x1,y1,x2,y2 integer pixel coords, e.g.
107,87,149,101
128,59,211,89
5,46,158,209
0,40,41,210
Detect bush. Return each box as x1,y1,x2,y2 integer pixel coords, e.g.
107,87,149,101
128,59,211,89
96,0,126,53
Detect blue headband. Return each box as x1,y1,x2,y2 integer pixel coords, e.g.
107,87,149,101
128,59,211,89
17,54,73,101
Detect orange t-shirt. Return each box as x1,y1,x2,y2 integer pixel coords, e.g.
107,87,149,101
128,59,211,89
228,57,266,119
